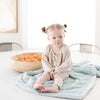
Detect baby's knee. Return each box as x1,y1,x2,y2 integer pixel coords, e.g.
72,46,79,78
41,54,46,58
54,74,63,79
42,72,51,79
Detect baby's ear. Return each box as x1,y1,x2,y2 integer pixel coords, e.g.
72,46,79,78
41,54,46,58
47,37,50,41
64,34,65,38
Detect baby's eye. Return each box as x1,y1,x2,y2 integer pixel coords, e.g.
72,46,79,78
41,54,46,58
59,36,62,38
53,37,56,39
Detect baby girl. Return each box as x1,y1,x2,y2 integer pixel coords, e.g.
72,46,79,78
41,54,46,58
33,24,72,93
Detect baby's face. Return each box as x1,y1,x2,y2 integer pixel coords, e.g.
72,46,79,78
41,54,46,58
48,29,65,46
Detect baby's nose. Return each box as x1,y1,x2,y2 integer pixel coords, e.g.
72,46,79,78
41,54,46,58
56,38,60,41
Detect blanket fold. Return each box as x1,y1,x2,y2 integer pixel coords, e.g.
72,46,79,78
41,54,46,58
16,61,100,100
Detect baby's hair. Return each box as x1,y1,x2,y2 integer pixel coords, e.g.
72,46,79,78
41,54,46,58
64,24,67,32
41,24,67,33
41,27,47,33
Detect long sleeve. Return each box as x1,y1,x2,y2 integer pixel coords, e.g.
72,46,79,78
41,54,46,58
55,46,72,74
42,45,53,73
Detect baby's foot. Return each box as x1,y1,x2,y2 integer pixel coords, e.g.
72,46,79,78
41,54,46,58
33,83,45,90
40,87,58,93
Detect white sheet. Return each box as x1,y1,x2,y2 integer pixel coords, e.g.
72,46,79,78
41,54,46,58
0,50,100,100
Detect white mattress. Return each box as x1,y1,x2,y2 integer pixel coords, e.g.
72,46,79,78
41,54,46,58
0,50,100,100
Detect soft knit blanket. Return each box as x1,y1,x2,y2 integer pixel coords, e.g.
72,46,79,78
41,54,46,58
16,61,100,100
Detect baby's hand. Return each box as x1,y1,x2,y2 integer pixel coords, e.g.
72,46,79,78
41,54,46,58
50,71,56,80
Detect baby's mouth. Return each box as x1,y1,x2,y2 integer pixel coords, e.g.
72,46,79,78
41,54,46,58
56,42,60,44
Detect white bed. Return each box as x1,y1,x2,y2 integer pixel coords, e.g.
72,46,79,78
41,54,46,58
0,50,100,100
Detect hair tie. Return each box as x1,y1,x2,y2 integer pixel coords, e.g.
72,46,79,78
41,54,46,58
64,24,67,28
41,27,47,33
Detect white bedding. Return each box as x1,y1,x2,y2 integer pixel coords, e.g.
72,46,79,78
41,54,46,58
0,50,100,100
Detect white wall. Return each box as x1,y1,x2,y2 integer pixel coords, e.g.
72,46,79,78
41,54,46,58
0,0,100,49
0,0,23,46
95,0,100,48
22,0,28,49
20,0,100,49
27,0,96,49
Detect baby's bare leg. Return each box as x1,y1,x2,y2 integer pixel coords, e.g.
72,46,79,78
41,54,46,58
33,72,50,90
40,75,63,93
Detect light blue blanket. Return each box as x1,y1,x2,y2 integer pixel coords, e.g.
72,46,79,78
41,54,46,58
16,61,100,100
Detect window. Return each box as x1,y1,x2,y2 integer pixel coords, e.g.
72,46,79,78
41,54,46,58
27,0,96,49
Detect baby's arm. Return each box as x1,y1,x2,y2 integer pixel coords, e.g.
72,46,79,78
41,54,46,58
42,46,53,73
55,46,72,74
